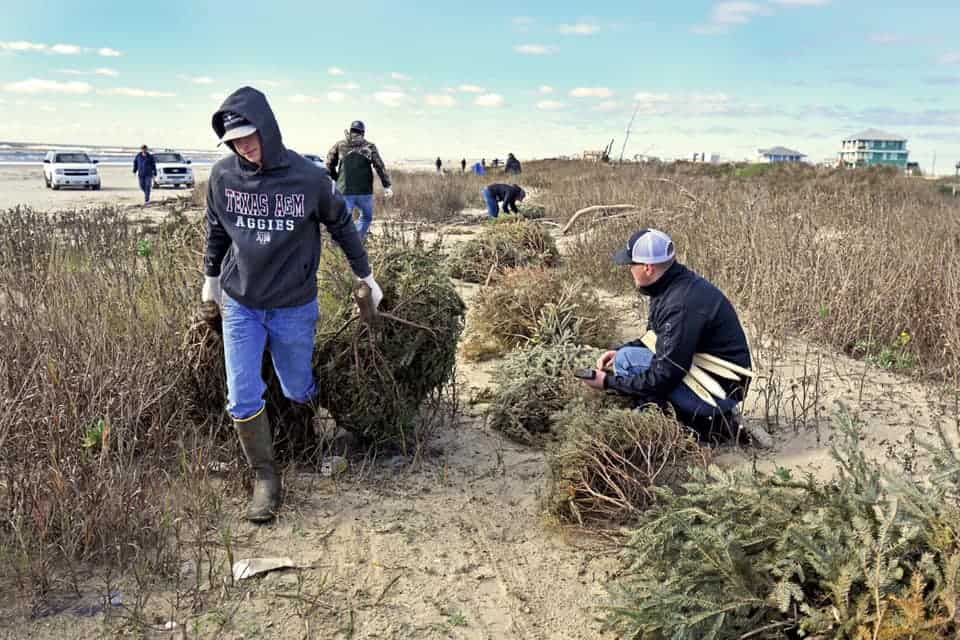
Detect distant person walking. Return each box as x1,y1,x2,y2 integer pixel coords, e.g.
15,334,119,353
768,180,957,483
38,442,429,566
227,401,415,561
505,153,522,175
460,158,466,173
435,157,442,173
326,120,393,239
133,145,157,204
481,182,525,218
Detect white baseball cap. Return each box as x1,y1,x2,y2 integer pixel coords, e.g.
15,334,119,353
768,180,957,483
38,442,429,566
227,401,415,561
218,111,257,145
613,228,676,265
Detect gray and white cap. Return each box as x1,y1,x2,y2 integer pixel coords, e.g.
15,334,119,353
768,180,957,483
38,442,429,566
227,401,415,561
613,228,675,265
218,111,257,145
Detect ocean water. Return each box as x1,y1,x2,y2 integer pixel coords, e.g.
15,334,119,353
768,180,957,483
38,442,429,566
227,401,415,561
0,142,436,170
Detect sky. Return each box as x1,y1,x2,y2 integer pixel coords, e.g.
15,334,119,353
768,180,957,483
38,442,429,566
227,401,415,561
1,1,959,171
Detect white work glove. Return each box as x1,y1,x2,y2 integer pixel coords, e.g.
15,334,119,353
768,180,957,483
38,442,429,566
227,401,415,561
361,274,383,309
383,187,394,199
201,276,222,305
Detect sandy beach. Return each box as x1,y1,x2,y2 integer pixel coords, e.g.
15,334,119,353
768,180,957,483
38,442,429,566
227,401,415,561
0,164,212,211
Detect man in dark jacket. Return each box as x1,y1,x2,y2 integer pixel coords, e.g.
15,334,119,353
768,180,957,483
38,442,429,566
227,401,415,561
582,228,752,435
504,153,521,175
325,121,392,239
481,183,525,218
133,145,157,204
202,86,383,523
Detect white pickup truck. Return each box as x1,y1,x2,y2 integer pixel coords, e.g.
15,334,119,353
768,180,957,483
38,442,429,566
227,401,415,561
43,150,101,190
153,150,195,189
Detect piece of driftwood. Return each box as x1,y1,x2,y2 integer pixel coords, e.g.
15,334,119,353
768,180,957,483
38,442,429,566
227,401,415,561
560,204,640,235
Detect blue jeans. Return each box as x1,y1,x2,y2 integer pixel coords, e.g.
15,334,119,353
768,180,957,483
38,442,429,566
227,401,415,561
344,194,375,237
138,174,152,202
615,346,739,419
222,293,319,420
481,188,499,218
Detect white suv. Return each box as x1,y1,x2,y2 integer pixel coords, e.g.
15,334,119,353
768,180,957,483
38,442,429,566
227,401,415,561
43,150,101,190
152,150,195,189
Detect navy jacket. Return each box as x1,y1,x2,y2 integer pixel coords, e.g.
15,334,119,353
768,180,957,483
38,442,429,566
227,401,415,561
133,153,157,177
486,183,525,213
204,86,370,309
605,262,752,406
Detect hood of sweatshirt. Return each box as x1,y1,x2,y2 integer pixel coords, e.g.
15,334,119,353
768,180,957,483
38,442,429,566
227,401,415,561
212,86,289,172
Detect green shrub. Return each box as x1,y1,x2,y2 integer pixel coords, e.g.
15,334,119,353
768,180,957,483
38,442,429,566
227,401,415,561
608,413,960,639
487,343,602,444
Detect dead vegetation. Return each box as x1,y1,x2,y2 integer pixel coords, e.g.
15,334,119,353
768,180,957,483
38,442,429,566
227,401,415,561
460,266,618,361
446,217,559,283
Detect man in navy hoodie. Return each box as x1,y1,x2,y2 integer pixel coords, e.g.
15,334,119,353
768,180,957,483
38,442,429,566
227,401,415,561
202,86,383,523
133,145,157,204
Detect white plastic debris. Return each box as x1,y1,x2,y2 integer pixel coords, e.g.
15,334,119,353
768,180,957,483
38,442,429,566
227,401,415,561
231,557,296,581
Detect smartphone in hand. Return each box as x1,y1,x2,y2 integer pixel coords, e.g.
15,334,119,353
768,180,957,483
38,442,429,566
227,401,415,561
573,368,596,380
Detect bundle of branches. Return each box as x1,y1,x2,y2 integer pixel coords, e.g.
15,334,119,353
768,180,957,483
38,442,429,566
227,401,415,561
179,231,465,453
487,342,603,445
516,204,547,220
607,413,960,639
313,239,466,448
447,217,559,283
546,400,705,527
461,266,618,361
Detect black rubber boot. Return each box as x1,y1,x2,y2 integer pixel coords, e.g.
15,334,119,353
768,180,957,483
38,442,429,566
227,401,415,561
235,411,281,523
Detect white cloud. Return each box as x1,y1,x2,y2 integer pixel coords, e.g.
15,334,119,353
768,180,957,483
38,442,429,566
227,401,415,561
382,84,405,92
536,100,565,110
594,101,623,112
559,22,600,35
869,33,906,45
39,104,56,112
570,87,614,98
328,67,345,76
712,2,771,24
332,82,360,90
459,84,485,93
475,93,504,107
98,87,175,97
538,85,554,94
3,78,92,94
373,91,409,107
290,94,324,103
514,44,555,55
57,68,117,77
693,2,772,34
939,52,960,65
771,0,829,5
425,94,456,107
390,72,411,81
0,41,46,52
98,48,122,57
256,79,284,88
50,43,82,55
634,91,672,103
77,102,93,108
290,92,348,104
179,75,214,85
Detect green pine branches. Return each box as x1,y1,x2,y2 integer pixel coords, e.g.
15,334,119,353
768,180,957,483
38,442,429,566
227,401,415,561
608,412,960,639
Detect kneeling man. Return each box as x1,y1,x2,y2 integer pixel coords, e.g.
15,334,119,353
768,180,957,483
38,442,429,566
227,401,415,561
582,228,753,435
